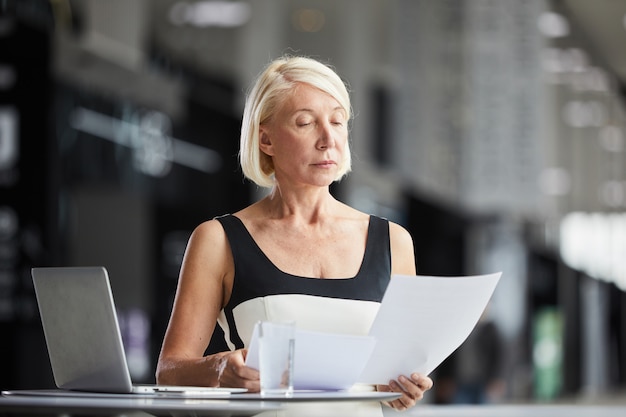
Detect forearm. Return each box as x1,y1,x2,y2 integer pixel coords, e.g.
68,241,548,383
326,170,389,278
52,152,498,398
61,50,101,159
156,351,228,387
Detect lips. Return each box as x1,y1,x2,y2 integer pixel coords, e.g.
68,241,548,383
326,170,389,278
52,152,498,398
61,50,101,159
313,160,336,168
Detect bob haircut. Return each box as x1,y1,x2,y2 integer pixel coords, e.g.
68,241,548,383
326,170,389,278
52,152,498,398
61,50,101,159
239,56,352,188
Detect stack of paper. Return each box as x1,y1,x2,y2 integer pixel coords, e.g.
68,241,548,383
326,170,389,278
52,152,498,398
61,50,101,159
246,272,501,390
360,272,501,383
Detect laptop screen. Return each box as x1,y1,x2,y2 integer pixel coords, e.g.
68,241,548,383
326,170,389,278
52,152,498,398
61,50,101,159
32,266,135,393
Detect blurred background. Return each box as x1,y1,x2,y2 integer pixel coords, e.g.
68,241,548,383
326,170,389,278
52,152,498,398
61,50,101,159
1,0,625,406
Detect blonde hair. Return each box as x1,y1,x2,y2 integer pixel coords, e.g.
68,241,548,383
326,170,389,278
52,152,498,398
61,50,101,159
239,56,352,188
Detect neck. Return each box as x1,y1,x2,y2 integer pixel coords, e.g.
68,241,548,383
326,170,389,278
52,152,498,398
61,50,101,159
264,185,336,223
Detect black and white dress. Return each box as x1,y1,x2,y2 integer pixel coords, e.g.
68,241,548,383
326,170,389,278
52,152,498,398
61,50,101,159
215,214,392,417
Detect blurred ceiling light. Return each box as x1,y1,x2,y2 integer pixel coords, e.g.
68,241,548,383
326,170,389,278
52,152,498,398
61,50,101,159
539,167,571,196
537,11,569,38
560,212,626,291
292,8,326,32
169,1,251,28
70,107,222,176
599,125,624,152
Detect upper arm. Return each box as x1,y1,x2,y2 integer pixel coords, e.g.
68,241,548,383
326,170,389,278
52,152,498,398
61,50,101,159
159,219,233,360
389,221,417,276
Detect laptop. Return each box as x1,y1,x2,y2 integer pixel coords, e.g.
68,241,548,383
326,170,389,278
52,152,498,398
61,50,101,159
30,266,245,397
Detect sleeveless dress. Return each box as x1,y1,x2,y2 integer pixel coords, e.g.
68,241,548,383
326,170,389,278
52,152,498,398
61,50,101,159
215,214,392,417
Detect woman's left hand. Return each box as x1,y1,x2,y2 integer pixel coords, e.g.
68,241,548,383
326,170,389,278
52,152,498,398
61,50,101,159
376,373,433,411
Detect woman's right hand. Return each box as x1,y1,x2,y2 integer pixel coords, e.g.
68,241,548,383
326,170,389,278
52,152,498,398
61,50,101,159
214,348,260,392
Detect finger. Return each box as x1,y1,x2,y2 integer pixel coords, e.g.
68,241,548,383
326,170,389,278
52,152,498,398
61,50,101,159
396,376,421,399
377,383,407,410
411,373,434,391
388,380,415,410
397,373,431,399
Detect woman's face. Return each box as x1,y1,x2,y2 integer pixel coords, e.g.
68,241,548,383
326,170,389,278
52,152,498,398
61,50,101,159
259,83,348,189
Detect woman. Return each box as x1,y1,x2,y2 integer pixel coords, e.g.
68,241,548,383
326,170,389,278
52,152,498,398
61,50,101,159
156,55,433,413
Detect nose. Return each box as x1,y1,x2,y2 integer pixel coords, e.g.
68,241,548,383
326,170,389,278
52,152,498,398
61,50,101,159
316,121,336,150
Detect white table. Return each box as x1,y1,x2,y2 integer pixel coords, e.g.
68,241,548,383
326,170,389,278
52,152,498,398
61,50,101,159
0,390,399,416
5,392,624,417
0,394,276,416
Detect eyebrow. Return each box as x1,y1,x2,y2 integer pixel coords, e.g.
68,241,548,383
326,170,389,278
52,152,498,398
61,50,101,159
293,106,345,114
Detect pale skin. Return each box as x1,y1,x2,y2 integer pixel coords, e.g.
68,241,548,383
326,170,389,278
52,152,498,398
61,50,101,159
156,83,433,411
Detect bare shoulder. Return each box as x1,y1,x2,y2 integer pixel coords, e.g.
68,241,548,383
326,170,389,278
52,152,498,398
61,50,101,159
388,221,414,246
191,217,227,239
184,218,232,271
387,220,416,275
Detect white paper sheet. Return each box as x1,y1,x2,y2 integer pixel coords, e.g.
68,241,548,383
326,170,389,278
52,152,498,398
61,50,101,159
358,272,501,384
246,324,377,390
